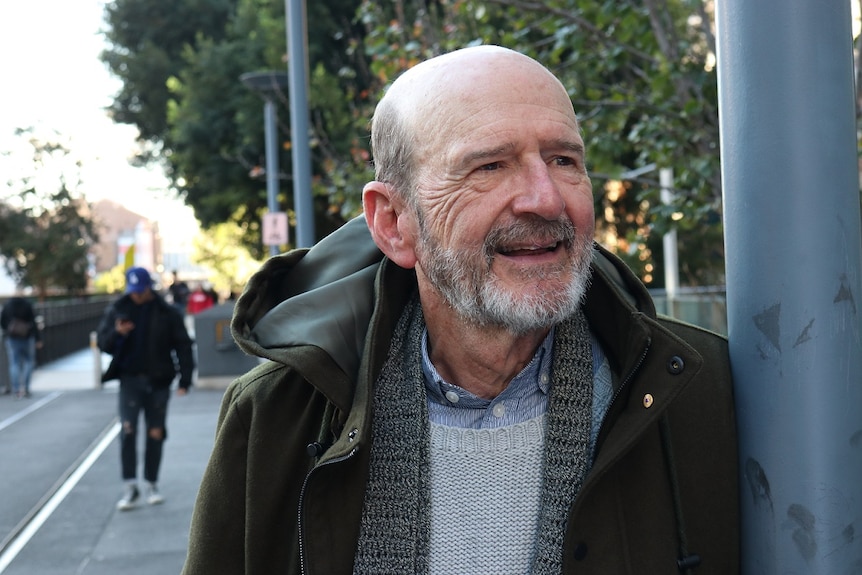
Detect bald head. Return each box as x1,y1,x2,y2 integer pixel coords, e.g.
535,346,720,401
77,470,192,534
385,46,567,111
369,46,577,205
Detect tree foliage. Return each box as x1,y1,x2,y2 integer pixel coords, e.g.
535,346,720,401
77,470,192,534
191,221,264,296
0,129,98,297
102,0,727,286
102,0,235,142
92,263,127,294
102,0,371,259
354,0,724,286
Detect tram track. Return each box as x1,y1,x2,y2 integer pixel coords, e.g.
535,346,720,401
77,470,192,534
0,392,62,433
0,419,119,572
0,379,222,574
0,388,119,573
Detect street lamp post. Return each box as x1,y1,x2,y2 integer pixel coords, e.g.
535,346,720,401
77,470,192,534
285,0,315,248
240,71,288,257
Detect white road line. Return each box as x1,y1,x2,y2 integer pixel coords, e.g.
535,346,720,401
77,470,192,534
0,421,120,573
0,392,62,432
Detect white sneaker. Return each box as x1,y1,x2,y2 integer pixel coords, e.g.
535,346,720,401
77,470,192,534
117,484,140,511
146,483,164,505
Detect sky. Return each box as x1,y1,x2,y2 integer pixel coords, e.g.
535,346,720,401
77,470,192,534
0,0,198,248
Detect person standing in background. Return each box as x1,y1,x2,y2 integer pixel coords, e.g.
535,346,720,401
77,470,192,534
186,284,214,315
97,267,195,510
1,296,42,399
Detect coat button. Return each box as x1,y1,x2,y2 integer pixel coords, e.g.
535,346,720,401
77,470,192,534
573,542,588,561
667,355,685,374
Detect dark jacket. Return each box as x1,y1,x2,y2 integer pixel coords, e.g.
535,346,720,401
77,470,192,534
183,216,740,575
0,297,41,341
96,292,194,389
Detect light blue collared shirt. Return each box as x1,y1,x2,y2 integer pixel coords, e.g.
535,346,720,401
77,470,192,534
422,327,613,455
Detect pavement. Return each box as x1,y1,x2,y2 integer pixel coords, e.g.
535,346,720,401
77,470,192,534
0,348,232,575
30,344,112,393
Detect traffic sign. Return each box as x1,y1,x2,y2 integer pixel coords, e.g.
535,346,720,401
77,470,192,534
262,212,288,246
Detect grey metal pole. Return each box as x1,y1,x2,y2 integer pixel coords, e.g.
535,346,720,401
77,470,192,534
285,0,315,247
715,1,862,573
659,168,678,301
264,98,280,257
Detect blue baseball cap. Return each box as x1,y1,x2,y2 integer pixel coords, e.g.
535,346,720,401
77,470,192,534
125,267,153,294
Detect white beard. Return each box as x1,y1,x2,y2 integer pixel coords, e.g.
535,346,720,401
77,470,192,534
416,215,594,335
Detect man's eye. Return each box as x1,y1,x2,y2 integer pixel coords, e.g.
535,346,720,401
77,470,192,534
479,162,501,171
554,156,576,167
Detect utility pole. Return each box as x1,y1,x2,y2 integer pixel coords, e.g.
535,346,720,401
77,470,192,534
716,1,862,572
285,0,315,247
659,167,678,303
619,163,679,304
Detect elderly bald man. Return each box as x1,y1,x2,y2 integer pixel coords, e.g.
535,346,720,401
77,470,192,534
184,46,739,575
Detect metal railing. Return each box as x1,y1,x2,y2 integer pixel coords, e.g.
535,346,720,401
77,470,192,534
651,288,728,336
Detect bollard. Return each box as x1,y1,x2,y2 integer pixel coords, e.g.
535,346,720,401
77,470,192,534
90,331,101,389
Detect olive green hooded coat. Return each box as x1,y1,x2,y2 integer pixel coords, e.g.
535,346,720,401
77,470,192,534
183,216,739,575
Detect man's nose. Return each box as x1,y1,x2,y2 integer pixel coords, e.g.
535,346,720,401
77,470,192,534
511,162,566,220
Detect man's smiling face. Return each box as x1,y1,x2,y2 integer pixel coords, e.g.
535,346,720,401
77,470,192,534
404,48,596,333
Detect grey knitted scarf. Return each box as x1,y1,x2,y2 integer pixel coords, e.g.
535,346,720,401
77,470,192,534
353,297,594,575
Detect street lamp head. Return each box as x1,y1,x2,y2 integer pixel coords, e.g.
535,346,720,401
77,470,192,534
240,71,288,97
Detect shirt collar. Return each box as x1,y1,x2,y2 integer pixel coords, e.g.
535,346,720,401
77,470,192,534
421,327,554,408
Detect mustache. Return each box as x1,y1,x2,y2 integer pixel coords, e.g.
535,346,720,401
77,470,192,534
483,216,576,259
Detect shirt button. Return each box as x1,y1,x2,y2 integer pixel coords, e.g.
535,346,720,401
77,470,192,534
492,404,506,418
540,372,549,385
445,391,460,404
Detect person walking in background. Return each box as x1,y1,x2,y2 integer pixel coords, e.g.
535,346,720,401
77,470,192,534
97,267,195,511
0,296,42,399
183,46,738,574
168,270,190,317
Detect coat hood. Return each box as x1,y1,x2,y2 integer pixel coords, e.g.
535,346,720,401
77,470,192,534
231,215,383,380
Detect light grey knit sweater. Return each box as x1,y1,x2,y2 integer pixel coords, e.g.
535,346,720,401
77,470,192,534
428,416,546,574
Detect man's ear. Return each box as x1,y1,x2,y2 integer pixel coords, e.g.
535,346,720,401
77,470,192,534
363,181,418,269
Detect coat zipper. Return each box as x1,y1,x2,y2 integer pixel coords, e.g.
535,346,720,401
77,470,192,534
297,447,358,575
595,337,651,450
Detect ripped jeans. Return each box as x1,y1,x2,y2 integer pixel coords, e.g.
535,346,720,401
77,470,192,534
118,375,170,483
